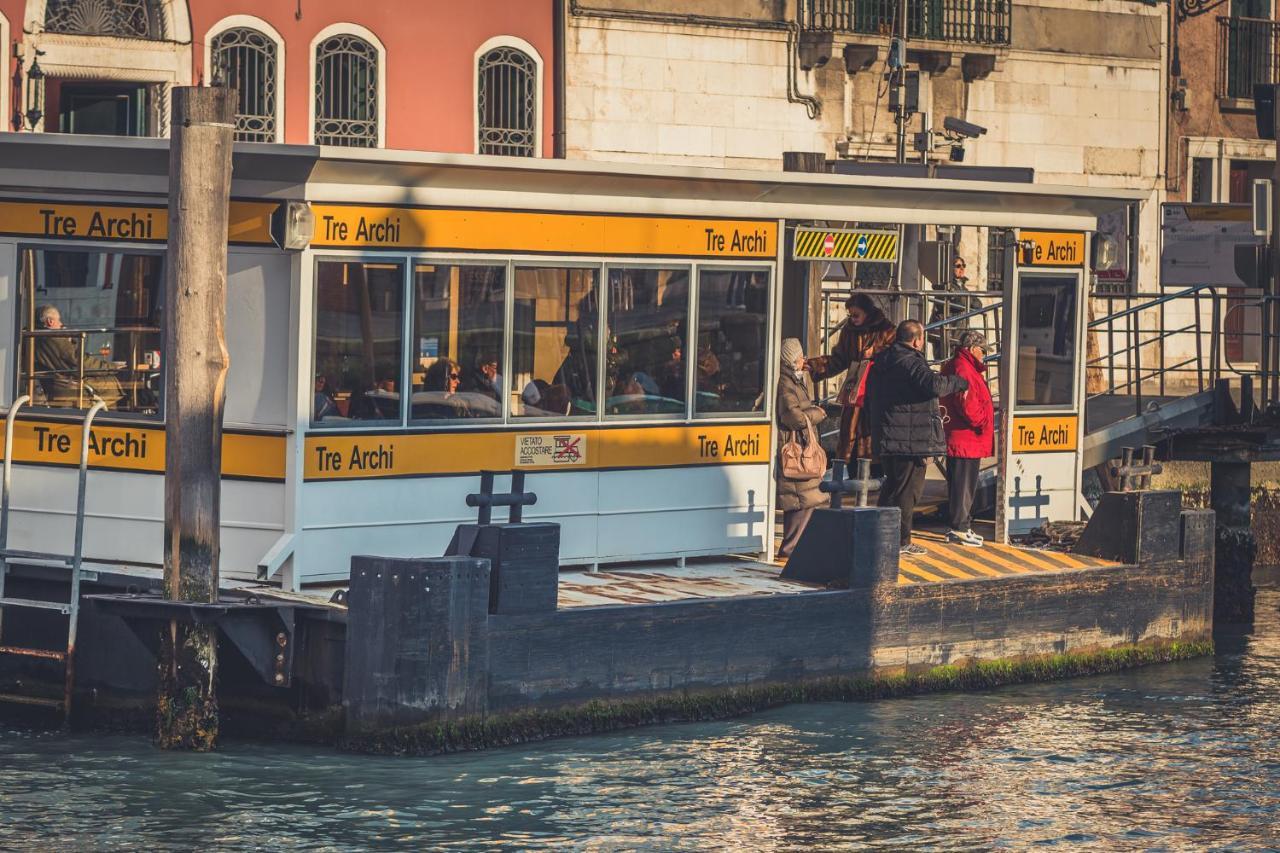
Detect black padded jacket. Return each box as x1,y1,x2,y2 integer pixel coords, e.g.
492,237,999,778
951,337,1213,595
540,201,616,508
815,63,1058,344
867,342,968,457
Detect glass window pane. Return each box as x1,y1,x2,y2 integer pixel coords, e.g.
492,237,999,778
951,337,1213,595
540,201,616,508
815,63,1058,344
410,263,505,421
1015,274,1078,407
604,267,689,417
511,266,599,419
18,248,163,416
694,269,769,415
313,260,404,425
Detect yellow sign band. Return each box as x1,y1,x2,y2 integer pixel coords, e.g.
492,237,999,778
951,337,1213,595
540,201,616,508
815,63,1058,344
0,419,286,481
309,204,777,258
0,199,277,245
1011,415,1079,453
1019,230,1085,267
305,423,771,481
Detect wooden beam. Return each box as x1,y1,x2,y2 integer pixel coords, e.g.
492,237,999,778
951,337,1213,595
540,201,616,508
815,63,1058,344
156,86,236,751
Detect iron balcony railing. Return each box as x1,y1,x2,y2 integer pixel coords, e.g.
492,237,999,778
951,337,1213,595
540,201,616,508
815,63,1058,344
1217,15,1280,101
798,0,1011,46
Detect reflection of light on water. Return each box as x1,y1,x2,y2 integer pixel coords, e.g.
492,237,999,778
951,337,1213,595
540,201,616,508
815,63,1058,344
0,589,1277,848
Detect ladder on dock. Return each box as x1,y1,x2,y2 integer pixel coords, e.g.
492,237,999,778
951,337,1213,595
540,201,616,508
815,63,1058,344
0,395,104,723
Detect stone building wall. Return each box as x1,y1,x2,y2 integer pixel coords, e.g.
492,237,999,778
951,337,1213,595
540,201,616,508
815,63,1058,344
564,1,1166,298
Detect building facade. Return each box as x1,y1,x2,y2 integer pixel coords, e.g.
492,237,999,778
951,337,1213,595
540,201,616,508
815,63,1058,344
0,0,557,155
1168,0,1275,205
563,0,1166,293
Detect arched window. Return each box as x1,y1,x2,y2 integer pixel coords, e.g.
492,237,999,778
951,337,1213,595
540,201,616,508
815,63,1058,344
314,32,379,147
210,26,279,143
477,44,537,157
44,0,166,39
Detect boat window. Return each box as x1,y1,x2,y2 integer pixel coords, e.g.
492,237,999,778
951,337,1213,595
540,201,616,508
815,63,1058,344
313,260,404,426
1015,273,1078,408
410,263,506,422
694,268,769,415
603,267,689,418
510,265,599,419
16,247,164,416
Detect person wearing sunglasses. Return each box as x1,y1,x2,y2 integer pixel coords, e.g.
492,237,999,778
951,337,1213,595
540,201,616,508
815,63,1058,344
414,357,469,419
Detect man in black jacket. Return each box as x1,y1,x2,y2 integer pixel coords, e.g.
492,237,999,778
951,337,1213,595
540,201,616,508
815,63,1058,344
868,320,968,554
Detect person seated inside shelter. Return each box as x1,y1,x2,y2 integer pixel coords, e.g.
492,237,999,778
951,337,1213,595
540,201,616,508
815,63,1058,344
413,358,471,420
31,304,124,409
314,374,339,422
461,352,502,404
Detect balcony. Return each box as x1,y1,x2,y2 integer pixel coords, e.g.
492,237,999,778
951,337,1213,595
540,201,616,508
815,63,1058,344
1217,15,1280,107
798,0,1011,47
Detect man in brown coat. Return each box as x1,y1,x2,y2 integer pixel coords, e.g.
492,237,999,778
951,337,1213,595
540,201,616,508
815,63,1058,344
32,305,124,409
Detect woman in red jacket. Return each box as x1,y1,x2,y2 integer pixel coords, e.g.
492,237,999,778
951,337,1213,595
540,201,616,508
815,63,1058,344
940,330,994,547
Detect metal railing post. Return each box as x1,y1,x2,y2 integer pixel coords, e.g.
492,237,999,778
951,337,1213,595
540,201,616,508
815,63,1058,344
64,398,106,722
0,395,32,642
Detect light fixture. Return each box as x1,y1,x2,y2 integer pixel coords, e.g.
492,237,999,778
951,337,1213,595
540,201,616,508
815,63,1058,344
271,200,315,251
24,49,46,131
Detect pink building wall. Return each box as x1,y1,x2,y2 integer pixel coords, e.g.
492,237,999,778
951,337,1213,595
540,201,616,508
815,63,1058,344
0,0,557,155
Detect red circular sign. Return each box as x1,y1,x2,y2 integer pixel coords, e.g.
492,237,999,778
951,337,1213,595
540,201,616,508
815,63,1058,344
822,234,835,256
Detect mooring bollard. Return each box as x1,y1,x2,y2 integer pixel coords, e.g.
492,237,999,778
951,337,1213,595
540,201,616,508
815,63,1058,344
447,470,559,615
1111,445,1163,492
821,458,881,509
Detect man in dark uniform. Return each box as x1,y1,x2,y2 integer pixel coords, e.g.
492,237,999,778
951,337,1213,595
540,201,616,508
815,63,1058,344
867,320,968,555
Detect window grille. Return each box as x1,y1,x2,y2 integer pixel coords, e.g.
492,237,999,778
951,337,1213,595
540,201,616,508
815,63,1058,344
211,27,278,143
477,46,537,157
314,34,379,147
44,0,165,39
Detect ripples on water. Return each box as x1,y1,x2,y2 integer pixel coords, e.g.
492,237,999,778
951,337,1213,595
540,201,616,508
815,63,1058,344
2,585,1278,851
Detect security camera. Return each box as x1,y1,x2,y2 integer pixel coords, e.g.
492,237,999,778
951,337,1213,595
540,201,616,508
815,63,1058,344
943,116,988,138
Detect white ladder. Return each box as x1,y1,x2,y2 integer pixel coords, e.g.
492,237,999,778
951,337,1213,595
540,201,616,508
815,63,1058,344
0,395,105,722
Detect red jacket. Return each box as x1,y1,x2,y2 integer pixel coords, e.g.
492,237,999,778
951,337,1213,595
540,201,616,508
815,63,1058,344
940,348,994,458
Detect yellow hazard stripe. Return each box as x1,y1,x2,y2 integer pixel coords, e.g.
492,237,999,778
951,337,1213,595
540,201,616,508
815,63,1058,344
794,229,898,261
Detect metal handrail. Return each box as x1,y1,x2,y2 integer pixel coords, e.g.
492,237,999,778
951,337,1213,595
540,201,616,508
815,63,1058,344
1087,284,1217,328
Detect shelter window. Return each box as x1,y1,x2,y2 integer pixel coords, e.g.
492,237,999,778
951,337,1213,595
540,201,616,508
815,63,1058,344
410,263,506,422
694,269,770,416
477,46,537,157
211,27,279,143
1015,273,1078,408
17,248,164,416
314,34,379,147
511,266,599,419
313,261,404,425
604,267,690,418
44,0,165,39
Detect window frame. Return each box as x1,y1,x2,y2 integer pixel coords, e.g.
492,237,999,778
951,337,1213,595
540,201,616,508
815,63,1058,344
304,250,775,434
309,23,387,148
310,255,409,430
407,257,510,426
600,261,694,422
473,35,544,157
508,258,604,425
691,263,776,420
204,15,286,144
13,241,167,423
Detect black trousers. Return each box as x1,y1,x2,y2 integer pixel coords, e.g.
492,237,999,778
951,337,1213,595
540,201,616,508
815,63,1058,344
946,456,980,532
878,455,928,546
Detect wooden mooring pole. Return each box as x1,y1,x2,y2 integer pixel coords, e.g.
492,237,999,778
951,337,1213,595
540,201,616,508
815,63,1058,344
156,87,236,750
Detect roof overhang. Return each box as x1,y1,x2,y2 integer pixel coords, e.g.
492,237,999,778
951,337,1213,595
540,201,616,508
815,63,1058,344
0,134,1147,232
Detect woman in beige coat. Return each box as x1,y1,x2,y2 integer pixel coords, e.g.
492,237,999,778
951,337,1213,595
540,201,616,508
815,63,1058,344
776,338,827,559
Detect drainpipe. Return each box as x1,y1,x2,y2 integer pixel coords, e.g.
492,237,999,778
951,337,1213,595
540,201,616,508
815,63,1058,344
553,0,566,158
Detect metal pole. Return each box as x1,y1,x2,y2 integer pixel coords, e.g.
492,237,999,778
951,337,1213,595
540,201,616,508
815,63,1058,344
65,399,105,723
0,395,31,643
895,0,908,165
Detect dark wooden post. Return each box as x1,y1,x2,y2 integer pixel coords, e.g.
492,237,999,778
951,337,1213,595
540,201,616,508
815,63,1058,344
156,87,236,750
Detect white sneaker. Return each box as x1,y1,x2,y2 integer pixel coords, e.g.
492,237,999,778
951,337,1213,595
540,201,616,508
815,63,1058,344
947,529,983,548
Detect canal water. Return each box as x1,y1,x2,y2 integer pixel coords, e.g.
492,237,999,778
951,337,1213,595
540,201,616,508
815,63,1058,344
2,578,1278,850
